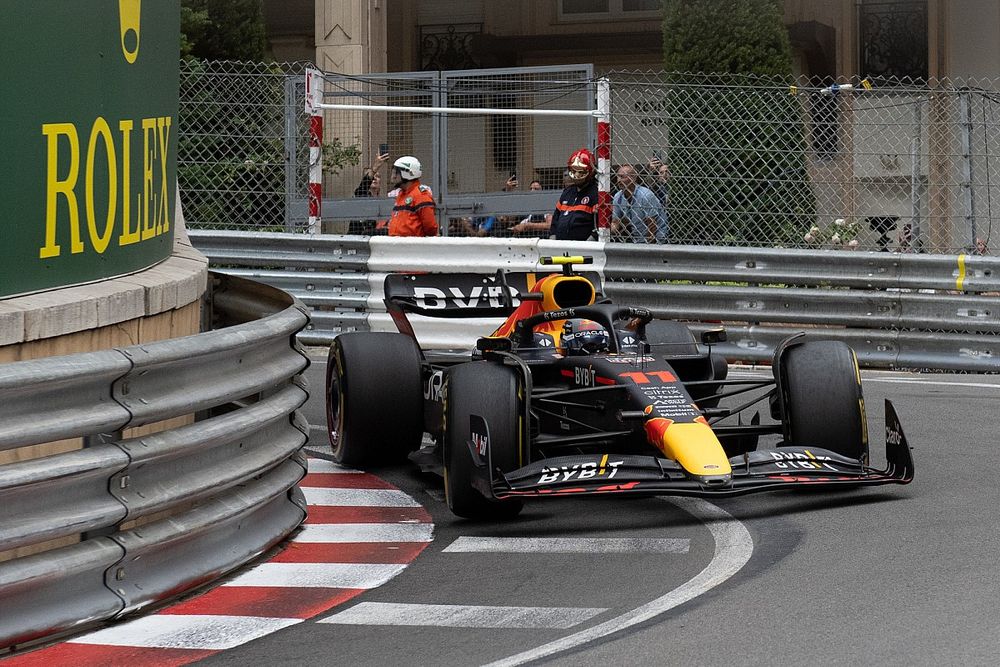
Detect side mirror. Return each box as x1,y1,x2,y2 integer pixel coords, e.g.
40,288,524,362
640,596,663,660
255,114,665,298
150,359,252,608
477,336,513,352
701,328,727,345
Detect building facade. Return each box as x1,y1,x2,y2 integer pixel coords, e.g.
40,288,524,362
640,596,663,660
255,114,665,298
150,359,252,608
263,1,1000,82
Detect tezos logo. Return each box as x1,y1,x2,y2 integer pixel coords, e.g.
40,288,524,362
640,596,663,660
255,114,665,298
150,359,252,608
119,0,142,64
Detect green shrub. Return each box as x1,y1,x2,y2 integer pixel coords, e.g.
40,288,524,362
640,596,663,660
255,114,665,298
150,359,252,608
662,0,815,246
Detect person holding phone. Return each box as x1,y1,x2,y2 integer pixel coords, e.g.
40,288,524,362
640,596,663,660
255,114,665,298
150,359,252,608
646,153,671,208
354,150,391,198
348,150,392,234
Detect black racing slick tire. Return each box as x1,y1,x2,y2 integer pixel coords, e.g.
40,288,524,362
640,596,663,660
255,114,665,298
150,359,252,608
781,341,868,460
443,361,524,520
326,332,423,466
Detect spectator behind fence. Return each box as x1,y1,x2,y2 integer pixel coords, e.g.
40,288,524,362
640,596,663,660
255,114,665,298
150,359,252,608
895,222,914,253
551,148,598,241
453,174,519,237
646,156,671,209
350,152,389,235
387,156,438,237
354,151,390,198
509,179,553,237
612,164,667,243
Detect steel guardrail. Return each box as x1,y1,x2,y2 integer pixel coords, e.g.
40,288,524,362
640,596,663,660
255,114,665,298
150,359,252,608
602,243,1000,293
187,231,1000,371
0,272,310,651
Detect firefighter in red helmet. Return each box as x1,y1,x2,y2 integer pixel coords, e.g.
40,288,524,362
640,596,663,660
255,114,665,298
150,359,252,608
550,148,598,241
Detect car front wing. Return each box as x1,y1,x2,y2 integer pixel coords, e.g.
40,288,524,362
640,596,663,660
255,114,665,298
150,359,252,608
492,399,914,500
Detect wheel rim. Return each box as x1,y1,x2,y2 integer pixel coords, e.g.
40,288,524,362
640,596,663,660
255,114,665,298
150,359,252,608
327,363,345,455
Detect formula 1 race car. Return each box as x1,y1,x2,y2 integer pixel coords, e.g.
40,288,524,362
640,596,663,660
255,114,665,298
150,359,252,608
326,256,913,519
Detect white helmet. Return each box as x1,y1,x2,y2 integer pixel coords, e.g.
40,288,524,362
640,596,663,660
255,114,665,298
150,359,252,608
393,155,422,180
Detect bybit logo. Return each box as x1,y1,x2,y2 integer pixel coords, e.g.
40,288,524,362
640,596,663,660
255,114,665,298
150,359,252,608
119,0,141,64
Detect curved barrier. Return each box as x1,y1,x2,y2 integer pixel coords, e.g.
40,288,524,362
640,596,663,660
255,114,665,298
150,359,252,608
0,273,310,650
189,230,1000,371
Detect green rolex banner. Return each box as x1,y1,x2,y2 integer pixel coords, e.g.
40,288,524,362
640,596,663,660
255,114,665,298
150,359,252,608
0,1,179,298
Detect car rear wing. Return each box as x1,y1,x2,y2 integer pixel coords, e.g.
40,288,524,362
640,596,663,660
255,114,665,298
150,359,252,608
384,270,604,320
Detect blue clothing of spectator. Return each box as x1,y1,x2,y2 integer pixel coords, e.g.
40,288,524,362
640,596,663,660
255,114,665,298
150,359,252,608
612,183,667,243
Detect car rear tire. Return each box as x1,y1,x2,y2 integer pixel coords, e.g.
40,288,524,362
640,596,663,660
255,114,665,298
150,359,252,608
781,341,868,460
444,361,524,520
327,332,423,466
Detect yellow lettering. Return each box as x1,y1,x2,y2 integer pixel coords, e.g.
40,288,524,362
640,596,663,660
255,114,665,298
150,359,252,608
141,117,157,240
40,123,82,258
85,117,117,254
118,119,140,246
156,116,171,234
41,113,173,261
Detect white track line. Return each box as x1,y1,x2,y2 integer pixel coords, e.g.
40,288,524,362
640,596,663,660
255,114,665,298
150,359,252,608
221,562,407,589
728,370,1000,391
443,537,689,554
484,497,753,667
295,523,434,543
70,614,301,650
865,377,1000,389
301,487,423,507
306,459,362,473
319,602,607,629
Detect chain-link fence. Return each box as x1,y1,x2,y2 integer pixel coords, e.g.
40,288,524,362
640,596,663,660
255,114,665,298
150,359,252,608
178,60,312,231
610,72,1000,254
178,63,1000,253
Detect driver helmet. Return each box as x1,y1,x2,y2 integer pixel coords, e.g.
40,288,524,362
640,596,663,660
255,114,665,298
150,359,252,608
566,148,596,185
562,318,610,356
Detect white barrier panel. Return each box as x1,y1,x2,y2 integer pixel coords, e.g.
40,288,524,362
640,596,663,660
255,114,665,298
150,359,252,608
368,237,606,273
369,236,539,273
367,313,505,348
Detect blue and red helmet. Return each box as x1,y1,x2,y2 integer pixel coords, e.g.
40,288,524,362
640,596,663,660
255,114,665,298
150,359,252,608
561,318,610,355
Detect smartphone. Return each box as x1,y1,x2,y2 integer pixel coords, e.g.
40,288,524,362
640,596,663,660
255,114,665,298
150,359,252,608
379,143,389,156
510,172,517,181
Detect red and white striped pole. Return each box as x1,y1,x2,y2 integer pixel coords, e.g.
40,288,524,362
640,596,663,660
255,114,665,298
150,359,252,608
595,77,611,243
305,68,323,235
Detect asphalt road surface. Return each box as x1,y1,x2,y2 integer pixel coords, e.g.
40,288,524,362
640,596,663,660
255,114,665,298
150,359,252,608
201,354,1000,666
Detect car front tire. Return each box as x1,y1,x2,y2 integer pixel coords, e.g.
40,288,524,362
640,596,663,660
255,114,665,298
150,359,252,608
443,361,524,520
780,340,868,460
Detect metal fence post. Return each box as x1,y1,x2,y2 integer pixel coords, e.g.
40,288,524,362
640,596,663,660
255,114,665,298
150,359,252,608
910,99,924,249
435,71,449,236
959,90,977,247
284,75,300,233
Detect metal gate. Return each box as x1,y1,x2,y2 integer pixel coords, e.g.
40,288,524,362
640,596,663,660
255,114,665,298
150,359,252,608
317,64,595,234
